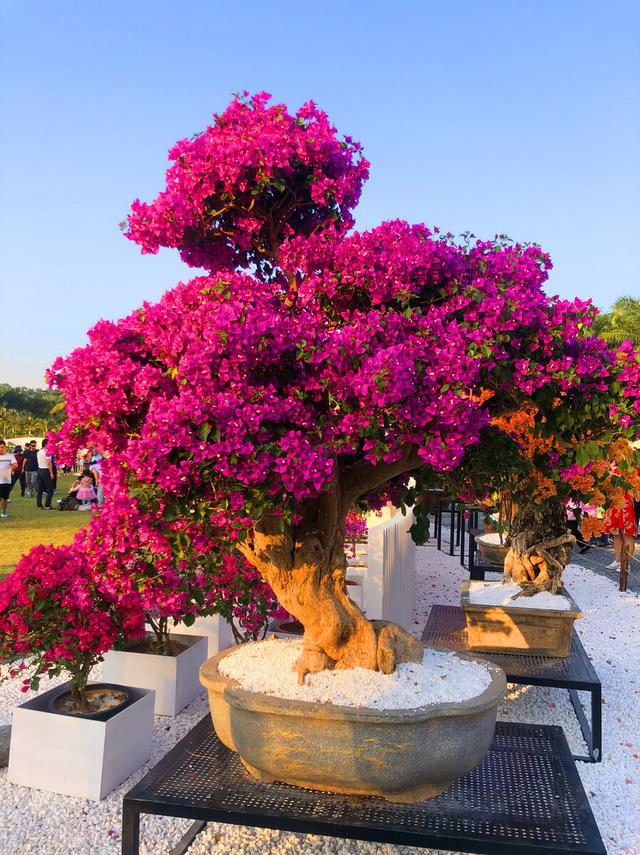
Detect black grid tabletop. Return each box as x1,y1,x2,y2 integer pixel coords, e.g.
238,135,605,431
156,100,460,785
123,715,605,855
422,604,600,689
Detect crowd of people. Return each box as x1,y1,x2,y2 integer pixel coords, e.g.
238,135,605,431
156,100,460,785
0,439,103,518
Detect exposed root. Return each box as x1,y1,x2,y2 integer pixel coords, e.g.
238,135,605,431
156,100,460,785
371,620,425,674
506,533,575,598
295,619,424,684
295,644,335,685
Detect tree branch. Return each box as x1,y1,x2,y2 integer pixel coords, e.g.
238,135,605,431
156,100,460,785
341,445,423,510
317,460,341,539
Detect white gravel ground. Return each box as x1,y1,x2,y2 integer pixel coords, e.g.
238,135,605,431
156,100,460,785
0,544,638,854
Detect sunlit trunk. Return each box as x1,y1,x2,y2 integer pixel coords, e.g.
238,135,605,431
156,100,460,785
242,516,423,682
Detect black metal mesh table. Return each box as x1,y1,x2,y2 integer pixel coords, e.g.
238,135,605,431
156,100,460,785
422,605,602,763
122,714,606,855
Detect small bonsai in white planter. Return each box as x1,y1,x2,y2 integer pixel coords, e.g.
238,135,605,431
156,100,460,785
0,544,154,799
97,544,213,715
0,543,143,712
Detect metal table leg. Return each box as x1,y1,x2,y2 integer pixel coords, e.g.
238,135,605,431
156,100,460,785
468,527,476,576
121,803,140,855
449,503,455,555
569,687,602,763
169,820,208,855
591,683,602,762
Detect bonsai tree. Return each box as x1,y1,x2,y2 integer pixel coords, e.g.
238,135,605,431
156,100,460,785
421,372,640,595
43,93,640,681
0,545,142,711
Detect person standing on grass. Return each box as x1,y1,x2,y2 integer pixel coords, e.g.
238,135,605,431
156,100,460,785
10,445,26,497
22,440,39,497
0,439,17,519
36,438,55,510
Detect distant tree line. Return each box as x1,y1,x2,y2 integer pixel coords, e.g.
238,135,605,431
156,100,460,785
0,384,65,439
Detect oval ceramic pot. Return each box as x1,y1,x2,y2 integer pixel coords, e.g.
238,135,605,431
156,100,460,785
200,646,506,803
474,533,509,567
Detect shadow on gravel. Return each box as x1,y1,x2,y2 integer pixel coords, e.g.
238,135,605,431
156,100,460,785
568,542,640,594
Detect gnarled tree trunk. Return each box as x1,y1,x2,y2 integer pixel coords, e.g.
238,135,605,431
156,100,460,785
238,511,423,682
504,500,574,596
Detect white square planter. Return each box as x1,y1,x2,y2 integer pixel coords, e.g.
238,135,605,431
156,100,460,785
172,614,235,658
101,633,207,716
8,683,154,800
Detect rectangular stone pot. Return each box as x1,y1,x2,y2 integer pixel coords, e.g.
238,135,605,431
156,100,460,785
101,633,207,716
460,581,582,657
8,683,154,800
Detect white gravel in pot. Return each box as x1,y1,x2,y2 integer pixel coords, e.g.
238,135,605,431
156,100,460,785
0,544,638,854
219,639,492,709
467,580,573,609
475,532,507,546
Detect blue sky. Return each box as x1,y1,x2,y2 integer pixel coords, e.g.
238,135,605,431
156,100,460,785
1,1,638,388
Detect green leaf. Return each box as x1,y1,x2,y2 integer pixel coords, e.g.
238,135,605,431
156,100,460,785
576,446,590,467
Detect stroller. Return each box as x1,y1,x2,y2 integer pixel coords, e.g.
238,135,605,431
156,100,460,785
58,495,79,511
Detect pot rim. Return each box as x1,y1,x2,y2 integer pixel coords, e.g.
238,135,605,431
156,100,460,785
46,682,133,719
112,631,207,657
200,644,506,722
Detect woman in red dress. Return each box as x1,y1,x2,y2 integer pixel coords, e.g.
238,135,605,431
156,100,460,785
603,493,637,571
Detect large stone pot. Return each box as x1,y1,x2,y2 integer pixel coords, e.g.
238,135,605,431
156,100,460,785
200,647,506,803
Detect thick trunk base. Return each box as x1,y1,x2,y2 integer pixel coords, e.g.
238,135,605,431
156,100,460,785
243,522,423,682
295,618,424,684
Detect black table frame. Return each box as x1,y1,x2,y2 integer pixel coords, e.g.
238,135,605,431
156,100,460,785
423,604,602,763
122,716,605,855
434,501,502,578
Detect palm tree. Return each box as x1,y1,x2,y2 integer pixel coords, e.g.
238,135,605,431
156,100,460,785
593,296,640,345
0,407,20,440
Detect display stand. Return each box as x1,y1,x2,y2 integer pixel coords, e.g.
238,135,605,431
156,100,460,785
423,604,602,762
122,715,605,855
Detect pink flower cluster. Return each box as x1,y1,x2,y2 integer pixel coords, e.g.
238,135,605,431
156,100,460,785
0,544,140,693
125,91,368,274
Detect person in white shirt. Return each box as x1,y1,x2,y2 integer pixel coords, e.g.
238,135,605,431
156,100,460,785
0,439,17,518
36,439,55,510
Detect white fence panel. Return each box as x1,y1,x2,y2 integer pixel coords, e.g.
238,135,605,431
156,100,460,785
363,509,415,626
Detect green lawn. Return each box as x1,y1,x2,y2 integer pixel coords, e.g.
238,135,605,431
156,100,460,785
1,473,91,576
